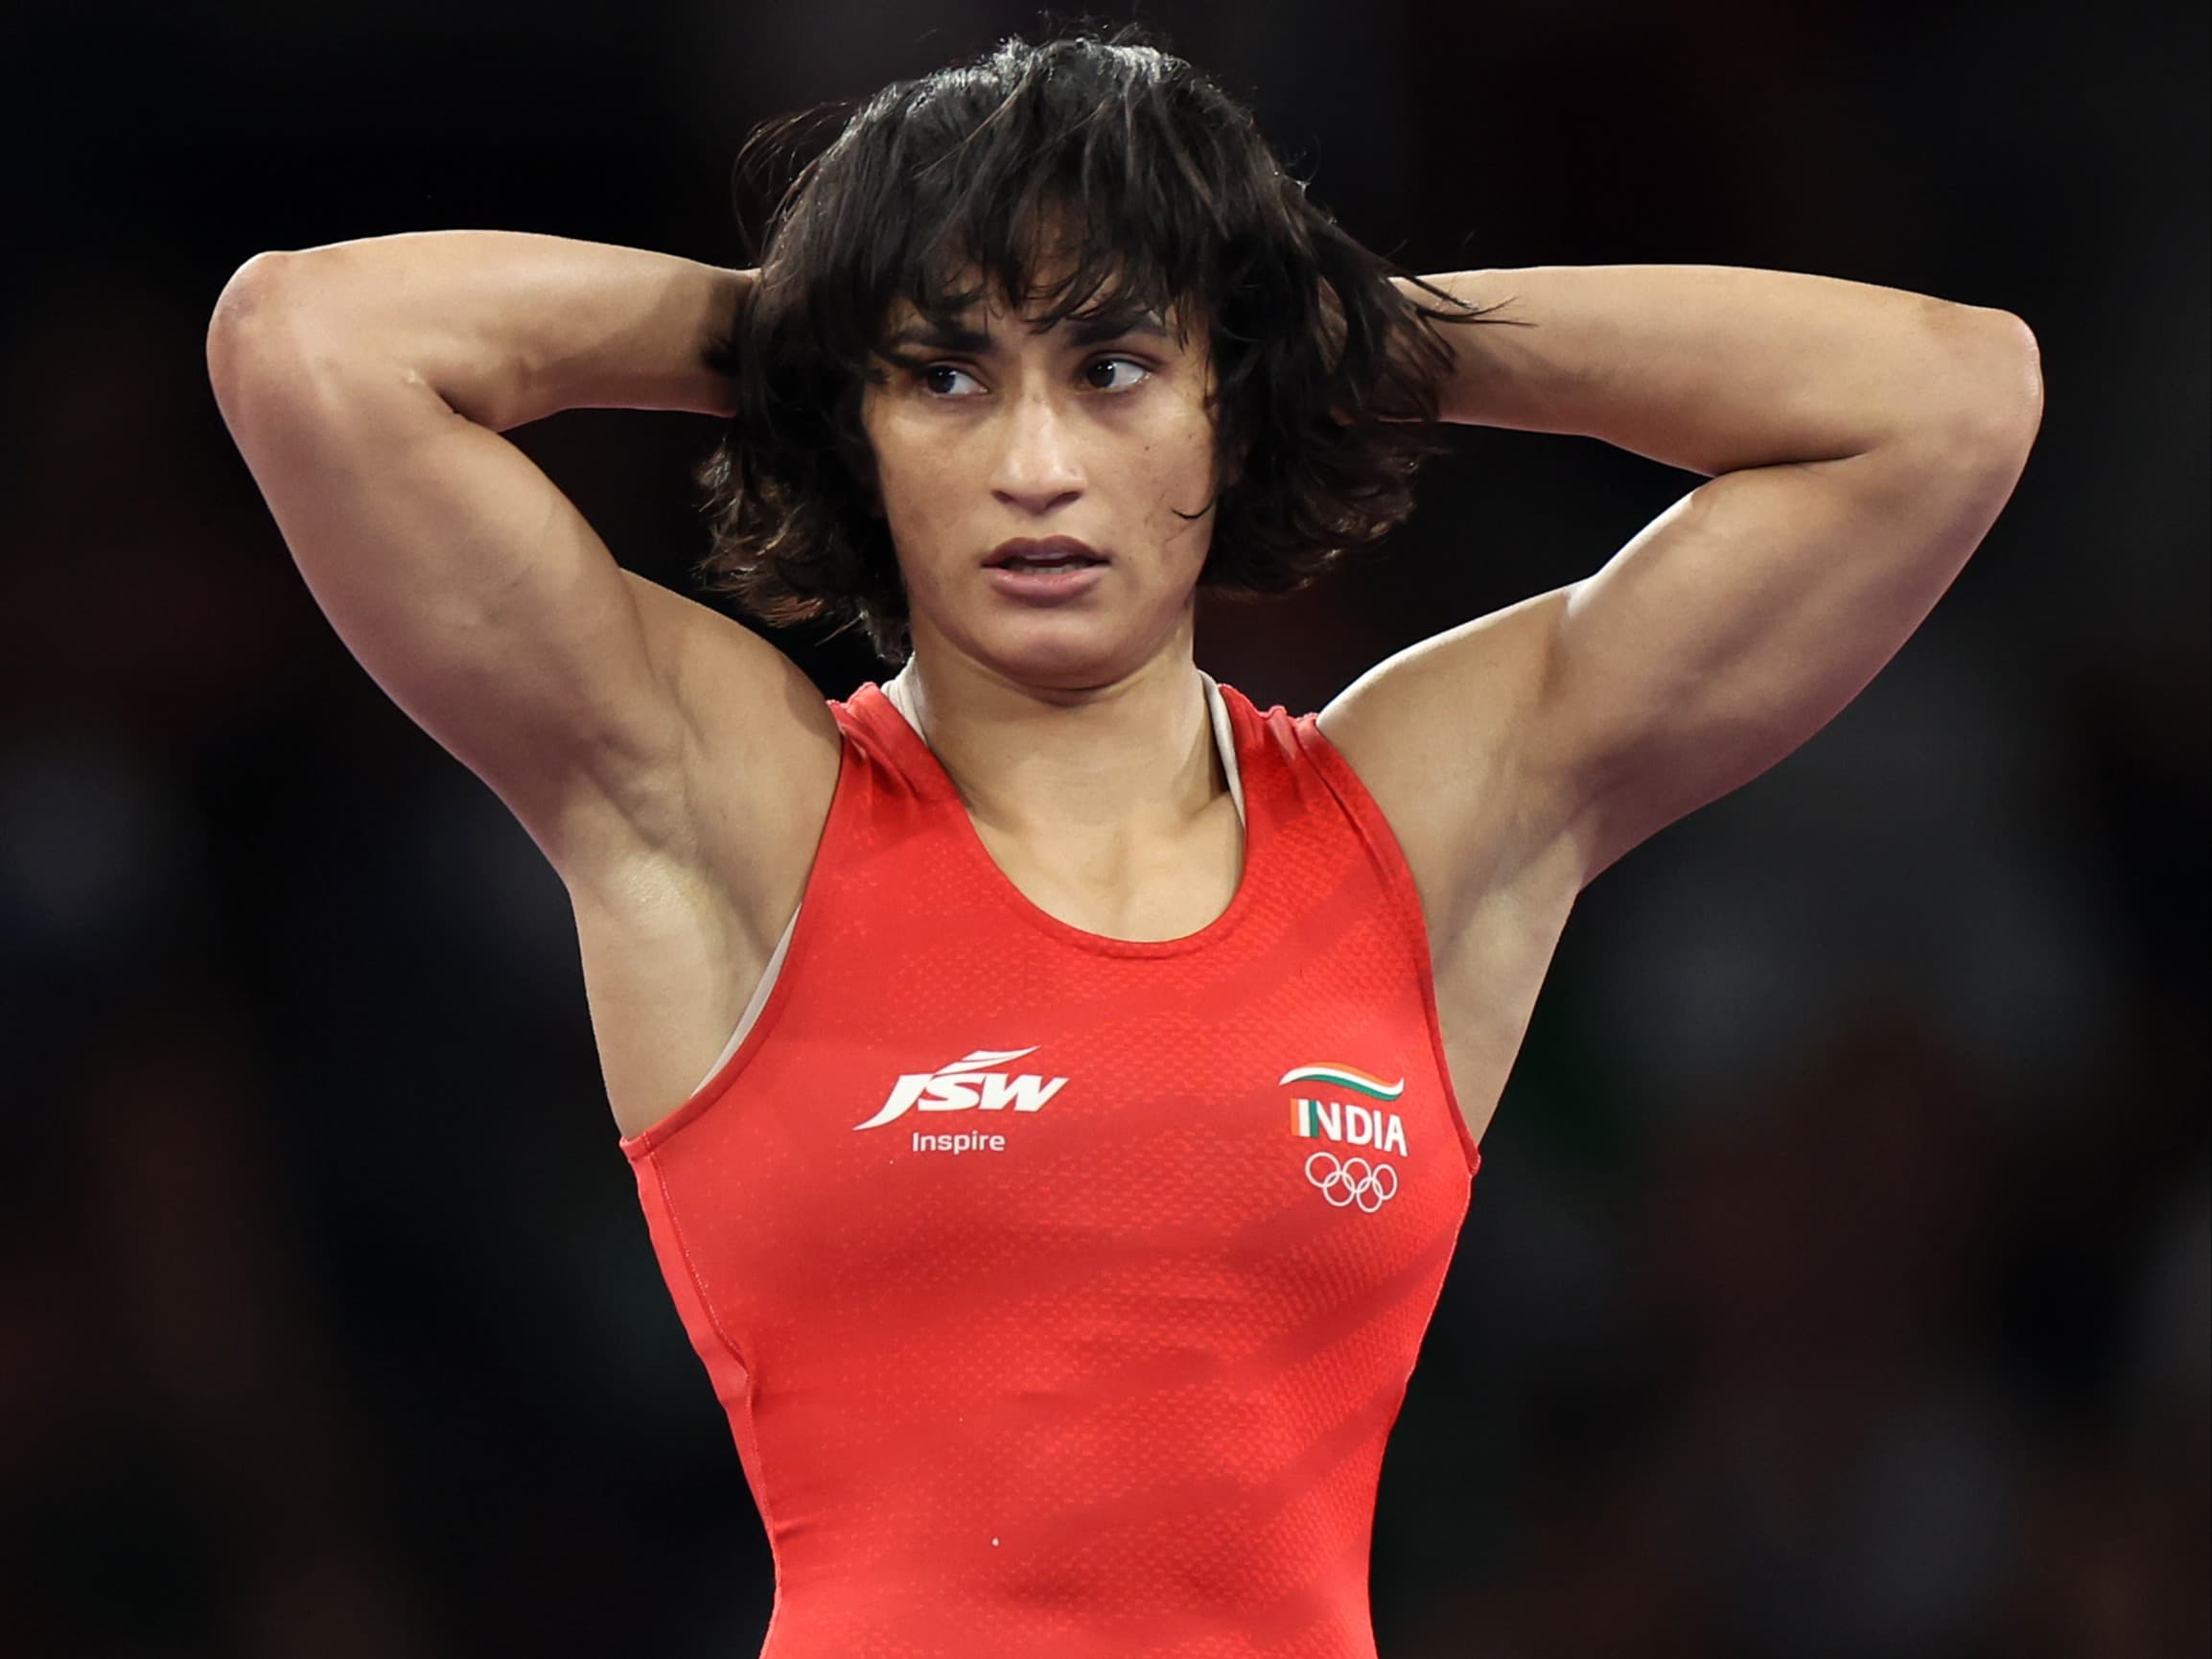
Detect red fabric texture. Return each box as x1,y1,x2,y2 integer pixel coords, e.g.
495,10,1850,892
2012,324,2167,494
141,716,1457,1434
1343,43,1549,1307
619,682,1480,1658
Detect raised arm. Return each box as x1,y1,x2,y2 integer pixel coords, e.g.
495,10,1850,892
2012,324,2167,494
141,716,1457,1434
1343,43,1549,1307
1322,265,2042,938
204,232,839,926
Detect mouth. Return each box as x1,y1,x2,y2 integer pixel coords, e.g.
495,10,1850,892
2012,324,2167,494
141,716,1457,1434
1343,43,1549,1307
984,536,1108,572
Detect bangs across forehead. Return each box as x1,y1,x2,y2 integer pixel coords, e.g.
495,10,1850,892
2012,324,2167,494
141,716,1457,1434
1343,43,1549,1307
896,208,1189,343
784,36,1250,355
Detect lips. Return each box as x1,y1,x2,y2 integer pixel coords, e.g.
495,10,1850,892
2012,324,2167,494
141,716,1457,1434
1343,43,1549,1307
985,536,1107,571
982,537,1108,607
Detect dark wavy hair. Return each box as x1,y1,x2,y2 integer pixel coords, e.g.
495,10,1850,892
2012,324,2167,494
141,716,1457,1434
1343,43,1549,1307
694,27,1502,663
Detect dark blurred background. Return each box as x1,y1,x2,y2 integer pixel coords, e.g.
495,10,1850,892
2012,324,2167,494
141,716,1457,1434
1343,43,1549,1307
3,1,2205,1654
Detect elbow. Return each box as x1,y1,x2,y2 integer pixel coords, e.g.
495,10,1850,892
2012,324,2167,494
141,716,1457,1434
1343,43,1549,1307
206,252,301,405
1944,305,2045,455
207,251,359,415
207,251,297,354
1982,307,2043,429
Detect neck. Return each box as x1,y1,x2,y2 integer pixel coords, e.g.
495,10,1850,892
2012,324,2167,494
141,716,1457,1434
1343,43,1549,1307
886,628,1225,839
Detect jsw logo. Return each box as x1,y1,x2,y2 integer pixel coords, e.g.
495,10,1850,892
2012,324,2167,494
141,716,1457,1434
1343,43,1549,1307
854,1047,1069,1131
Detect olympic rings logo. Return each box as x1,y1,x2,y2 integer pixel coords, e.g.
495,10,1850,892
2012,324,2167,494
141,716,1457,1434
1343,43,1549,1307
1305,1151,1400,1212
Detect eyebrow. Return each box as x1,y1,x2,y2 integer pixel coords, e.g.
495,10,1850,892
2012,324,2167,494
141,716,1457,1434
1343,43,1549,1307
882,311,1174,356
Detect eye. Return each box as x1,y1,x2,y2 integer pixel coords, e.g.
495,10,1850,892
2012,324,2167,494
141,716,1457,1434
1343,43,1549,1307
1083,356,1152,392
920,362,984,397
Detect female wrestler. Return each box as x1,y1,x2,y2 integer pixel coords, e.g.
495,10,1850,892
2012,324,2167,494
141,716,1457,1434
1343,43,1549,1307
204,29,2040,1659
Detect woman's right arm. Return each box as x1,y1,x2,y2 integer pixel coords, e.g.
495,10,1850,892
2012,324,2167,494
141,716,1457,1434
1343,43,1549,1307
204,232,841,927
212,231,749,429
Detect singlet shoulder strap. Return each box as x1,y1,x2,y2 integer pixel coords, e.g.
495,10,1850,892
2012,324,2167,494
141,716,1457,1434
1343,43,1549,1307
876,669,1246,828
682,673,1251,1094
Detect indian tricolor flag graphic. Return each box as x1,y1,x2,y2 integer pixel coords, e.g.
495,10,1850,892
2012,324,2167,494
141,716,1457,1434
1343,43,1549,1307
1283,1063,1411,1156
1276,1063,1405,1101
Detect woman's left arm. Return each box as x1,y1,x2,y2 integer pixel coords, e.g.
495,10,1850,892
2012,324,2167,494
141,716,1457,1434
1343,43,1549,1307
1322,267,2041,931
1404,265,2038,471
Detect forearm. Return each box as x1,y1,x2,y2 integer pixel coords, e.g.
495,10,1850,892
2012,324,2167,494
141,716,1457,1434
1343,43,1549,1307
1403,266,2040,475
209,231,751,431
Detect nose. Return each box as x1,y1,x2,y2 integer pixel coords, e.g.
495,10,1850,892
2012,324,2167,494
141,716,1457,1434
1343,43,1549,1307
989,387,1084,515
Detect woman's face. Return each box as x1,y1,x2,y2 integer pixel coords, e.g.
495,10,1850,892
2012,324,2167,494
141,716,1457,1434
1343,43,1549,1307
859,283,1220,690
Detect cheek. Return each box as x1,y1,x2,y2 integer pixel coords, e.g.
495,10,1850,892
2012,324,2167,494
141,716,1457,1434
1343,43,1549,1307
871,429,962,538
1140,409,1221,539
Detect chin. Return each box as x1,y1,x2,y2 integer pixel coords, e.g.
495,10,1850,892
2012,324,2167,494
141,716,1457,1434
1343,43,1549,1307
957,608,1167,693
994,624,1136,691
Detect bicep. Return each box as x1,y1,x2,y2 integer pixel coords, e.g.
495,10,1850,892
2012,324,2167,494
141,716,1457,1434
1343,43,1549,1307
208,290,831,890
1537,424,2035,882
1320,417,2036,935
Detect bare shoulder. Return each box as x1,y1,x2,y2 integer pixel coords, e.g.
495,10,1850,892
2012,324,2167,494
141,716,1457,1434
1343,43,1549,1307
1316,588,1579,944
576,572,843,953
568,579,846,1138
1317,592,1589,1145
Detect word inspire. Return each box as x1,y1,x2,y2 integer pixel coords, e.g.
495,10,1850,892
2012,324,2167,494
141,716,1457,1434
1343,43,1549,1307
855,1048,1069,1156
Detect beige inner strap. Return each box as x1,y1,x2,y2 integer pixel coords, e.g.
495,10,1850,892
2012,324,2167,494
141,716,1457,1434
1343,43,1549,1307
686,672,1244,1096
